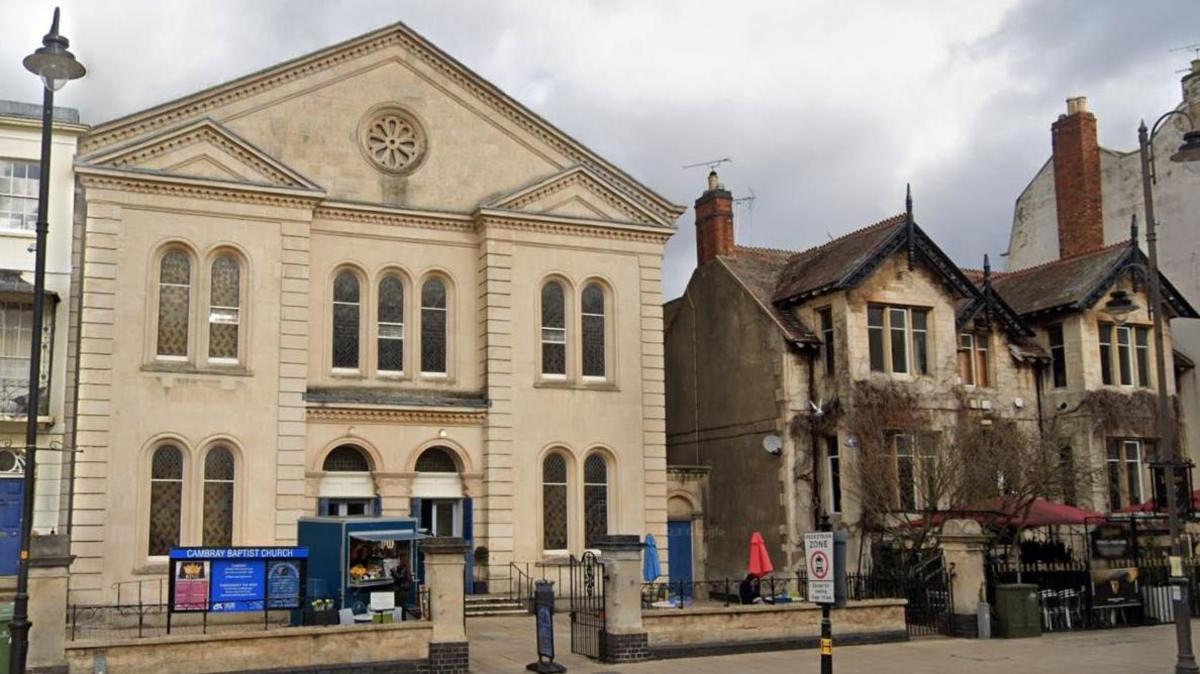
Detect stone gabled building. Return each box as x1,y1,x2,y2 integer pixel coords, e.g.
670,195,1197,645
66,20,682,603
665,173,1196,582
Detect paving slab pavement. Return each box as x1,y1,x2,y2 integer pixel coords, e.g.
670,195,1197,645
468,613,1188,673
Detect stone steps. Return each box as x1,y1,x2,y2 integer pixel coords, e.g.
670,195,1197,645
465,594,527,617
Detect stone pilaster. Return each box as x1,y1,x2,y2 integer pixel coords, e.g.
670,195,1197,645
29,534,73,673
67,196,119,603
274,217,311,543
638,254,668,569
477,232,515,575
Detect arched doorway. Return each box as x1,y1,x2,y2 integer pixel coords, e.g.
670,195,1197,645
318,445,376,516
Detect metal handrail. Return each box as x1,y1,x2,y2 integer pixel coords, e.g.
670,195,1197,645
111,576,166,606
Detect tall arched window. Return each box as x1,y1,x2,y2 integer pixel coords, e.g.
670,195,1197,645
542,453,568,551
421,278,447,375
541,281,566,377
156,251,191,358
581,283,606,378
378,276,404,373
332,271,360,369
208,255,240,362
584,454,608,548
202,447,235,546
148,445,184,556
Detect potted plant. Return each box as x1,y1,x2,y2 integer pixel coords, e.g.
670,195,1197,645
473,546,490,594
310,598,336,626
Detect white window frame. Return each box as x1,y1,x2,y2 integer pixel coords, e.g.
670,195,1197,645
0,159,39,232
377,276,405,376
868,304,929,376
540,281,568,380
420,277,449,378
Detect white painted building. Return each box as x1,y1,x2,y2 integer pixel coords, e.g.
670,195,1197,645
0,101,87,572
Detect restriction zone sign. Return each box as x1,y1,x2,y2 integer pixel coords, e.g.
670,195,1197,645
804,532,834,604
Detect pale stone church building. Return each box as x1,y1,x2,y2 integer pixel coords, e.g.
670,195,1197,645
67,21,681,603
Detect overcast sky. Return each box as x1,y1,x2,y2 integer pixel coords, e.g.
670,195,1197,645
2,0,1195,298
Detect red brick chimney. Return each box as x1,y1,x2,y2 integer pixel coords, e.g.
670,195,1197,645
695,170,734,266
1051,96,1104,259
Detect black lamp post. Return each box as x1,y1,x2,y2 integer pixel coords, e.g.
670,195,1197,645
1136,108,1200,674
11,8,84,674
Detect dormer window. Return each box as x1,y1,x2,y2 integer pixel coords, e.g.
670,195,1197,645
957,332,990,387
868,304,929,376
1098,322,1150,387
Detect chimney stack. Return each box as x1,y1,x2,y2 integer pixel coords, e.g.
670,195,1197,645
1184,60,1200,120
694,170,734,266
1051,96,1104,259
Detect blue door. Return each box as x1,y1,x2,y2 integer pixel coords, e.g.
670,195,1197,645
667,520,693,598
0,479,23,575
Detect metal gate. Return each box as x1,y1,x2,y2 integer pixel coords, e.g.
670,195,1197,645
902,554,954,637
569,551,605,658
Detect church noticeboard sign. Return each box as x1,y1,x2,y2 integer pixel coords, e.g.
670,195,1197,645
169,547,308,614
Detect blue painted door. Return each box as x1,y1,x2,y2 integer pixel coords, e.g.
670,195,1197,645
667,520,693,598
0,479,23,575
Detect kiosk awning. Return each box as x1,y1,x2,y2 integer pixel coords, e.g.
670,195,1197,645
349,530,428,543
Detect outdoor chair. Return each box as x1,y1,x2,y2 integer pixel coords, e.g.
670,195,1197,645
1057,589,1081,630
1038,589,1063,631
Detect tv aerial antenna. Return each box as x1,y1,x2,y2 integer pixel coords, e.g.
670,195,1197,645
1171,43,1200,72
682,157,732,171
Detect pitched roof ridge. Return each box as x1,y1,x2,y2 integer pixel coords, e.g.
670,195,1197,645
786,213,906,261
734,244,798,257
1000,241,1128,279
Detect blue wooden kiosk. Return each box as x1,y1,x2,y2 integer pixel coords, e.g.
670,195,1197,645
297,516,425,614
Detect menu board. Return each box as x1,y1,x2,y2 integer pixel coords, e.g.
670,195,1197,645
169,547,308,614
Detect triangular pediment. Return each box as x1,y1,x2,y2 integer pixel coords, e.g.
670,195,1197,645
81,22,683,225
487,166,660,225
79,119,320,190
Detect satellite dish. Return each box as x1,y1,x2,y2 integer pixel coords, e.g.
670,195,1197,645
762,435,783,456
844,436,859,449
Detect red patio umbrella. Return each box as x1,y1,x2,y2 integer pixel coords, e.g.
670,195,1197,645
747,532,774,577
905,496,1103,528
1119,489,1200,514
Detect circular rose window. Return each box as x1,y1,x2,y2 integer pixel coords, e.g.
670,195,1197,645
361,109,427,174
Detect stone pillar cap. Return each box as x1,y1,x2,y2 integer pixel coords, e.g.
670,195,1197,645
594,534,643,553
420,537,469,554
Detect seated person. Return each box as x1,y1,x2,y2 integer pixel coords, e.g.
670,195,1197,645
739,574,764,605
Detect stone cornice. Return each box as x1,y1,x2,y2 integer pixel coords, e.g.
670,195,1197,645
314,202,476,233
478,209,674,244
306,405,486,426
76,166,324,210
491,166,659,225
80,22,684,225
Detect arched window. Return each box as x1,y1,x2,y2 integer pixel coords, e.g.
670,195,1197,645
541,281,566,377
421,278,447,375
378,276,404,373
542,453,568,551
332,271,360,369
584,454,608,548
581,283,606,378
322,445,371,472
415,446,458,473
156,251,191,358
208,255,240,362
148,445,184,555
202,447,235,546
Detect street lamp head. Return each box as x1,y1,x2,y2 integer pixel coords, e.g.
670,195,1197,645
1104,290,1139,325
1170,131,1200,164
22,8,85,92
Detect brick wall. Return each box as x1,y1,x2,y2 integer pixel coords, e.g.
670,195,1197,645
1051,98,1104,259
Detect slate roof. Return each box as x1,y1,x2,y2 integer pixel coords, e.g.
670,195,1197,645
0,269,58,299
989,243,1129,316
719,247,818,345
771,215,907,303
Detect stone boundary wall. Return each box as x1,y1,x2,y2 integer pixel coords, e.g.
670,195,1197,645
642,599,907,658
64,622,435,674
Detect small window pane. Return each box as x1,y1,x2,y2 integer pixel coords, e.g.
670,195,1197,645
542,282,566,376
323,446,370,472
1098,323,1113,385
157,252,191,357
1135,327,1150,387
209,256,240,360
334,271,360,303
422,278,447,309
1117,327,1132,386
889,308,908,373
543,453,567,483
415,447,458,473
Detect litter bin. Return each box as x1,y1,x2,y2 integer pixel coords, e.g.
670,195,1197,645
993,583,1041,638
0,600,13,673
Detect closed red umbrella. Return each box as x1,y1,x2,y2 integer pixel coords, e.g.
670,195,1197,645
747,532,773,577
